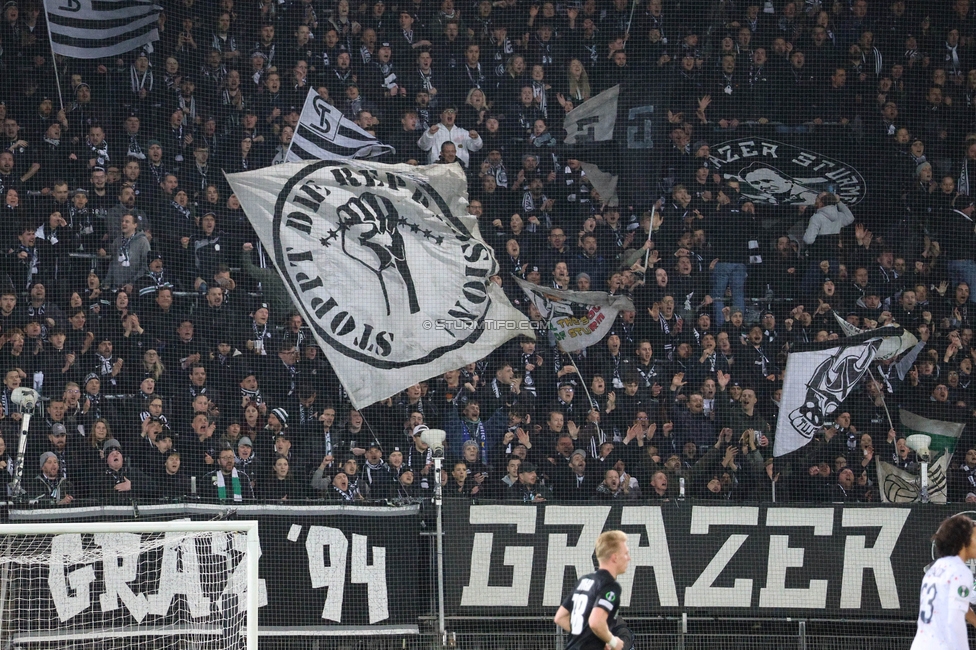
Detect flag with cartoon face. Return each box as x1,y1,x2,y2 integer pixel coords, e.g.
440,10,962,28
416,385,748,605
774,329,907,458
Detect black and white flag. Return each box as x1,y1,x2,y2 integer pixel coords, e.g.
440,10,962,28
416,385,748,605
287,90,395,162
226,161,531,408
43,0,161,59
878,450,951,504
773,329,905,457
832,312,918,359
563,85,619,145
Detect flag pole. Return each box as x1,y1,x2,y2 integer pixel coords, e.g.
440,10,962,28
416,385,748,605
568,354,596,412
866,367,895,433
641,205,655,272
625,0,640,39
567,351,605,448
356,409,385,449
43,16,66,112
543,308,599,426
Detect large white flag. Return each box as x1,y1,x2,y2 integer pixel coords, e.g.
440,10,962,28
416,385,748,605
773,330,904,457
43,0,161,59
226,161,532,408
515,277,634,352
563,85,619,145
287,90,395,162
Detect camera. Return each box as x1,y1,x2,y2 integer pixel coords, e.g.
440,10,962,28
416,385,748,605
421,428,447,458
11,388,39,411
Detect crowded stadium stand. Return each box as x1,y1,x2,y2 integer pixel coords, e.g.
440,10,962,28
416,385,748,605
1,0,976,646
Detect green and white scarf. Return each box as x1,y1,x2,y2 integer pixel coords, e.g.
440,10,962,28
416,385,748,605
215,468,243,501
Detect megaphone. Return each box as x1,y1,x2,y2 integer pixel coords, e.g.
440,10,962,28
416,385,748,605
906,434,932,460
421,428,447,456
11,387,39,411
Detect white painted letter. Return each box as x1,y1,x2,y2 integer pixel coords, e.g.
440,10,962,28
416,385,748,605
96,533,149,622
684,506,759,607
619,507,679,606
461,505,536,607
840,508,909,609
48,534,95,622
758,508,833,608
542,506,610,606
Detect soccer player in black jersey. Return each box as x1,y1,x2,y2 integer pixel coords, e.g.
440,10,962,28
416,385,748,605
554,530,632,650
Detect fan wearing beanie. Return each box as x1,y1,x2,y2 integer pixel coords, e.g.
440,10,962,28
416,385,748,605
31,451,74,505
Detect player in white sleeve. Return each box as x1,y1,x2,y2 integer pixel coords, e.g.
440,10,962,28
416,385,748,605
912,514,976,650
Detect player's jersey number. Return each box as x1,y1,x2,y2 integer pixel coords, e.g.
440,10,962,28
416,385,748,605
919,582,937,624
570,594,589,635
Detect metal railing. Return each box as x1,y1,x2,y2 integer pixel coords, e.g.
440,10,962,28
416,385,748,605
187,608,923,648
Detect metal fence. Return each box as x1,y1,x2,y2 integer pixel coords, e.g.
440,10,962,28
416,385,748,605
278,619,922,650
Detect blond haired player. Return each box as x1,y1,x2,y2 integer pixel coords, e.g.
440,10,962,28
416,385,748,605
554,531,631,650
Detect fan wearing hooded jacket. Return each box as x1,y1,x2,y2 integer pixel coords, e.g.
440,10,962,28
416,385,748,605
801,193,855,295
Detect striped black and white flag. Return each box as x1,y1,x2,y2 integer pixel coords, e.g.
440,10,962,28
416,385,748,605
286,90,395,162
43,0,161,59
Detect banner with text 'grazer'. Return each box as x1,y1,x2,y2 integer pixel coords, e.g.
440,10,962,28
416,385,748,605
708,139,867,207
442,502,966,619
226,161,532,408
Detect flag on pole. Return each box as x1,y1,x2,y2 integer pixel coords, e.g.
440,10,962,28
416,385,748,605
578,162,618,206
563,85,620,145
286,90,395,162
832,311,918,359
877,451,951,503
876,406,965,502
43,0,161,59
898,407,966,455
225,160,531,408
515,277,634,352
773,330,905,457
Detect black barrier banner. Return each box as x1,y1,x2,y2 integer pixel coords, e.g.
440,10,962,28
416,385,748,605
443,502,972,619
6,503,421,635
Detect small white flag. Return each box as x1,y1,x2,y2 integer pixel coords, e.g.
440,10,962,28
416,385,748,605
832,312,918,360
287,90,395,162
515,277,634,353
774,333,904,457
877,452,950,503
563,85,619,145
579,162,618,206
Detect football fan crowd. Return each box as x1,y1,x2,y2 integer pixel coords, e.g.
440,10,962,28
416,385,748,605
1,0,976,505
